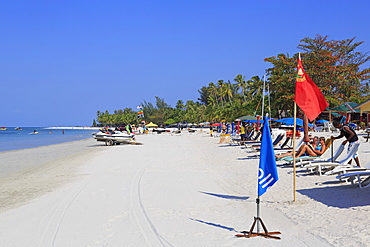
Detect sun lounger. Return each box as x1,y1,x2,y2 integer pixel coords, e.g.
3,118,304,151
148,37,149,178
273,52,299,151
240,132,261,146
295,142,345,167
325,161,370,176
273,137,304,155
230,134,241,145
280,138,333,163
336,170,370,188
254,136,292,152
303,142,360,176
246,133,284,153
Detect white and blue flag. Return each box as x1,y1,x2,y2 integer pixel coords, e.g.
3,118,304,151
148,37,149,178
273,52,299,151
258,116,279,196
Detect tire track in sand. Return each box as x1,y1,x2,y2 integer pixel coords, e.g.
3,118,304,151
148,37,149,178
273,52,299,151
37,177,92,246
130,158,172,247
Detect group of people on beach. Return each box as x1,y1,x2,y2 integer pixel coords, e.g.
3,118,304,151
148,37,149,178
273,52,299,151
275,120,361,167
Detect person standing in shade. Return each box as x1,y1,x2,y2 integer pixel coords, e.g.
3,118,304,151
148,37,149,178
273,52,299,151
331,120,361,167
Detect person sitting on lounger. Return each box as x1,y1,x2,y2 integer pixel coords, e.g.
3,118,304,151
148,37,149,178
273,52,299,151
276,137,326,159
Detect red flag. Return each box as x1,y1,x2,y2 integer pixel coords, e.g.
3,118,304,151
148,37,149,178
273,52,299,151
295,56,329,121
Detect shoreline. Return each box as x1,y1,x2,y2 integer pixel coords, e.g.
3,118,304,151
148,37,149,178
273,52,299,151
0,138,105,213
0,136,95,155
44,126,101,130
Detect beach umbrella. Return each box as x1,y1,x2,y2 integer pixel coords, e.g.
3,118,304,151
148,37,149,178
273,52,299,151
237,115,257,121
211,123,220,127
275,118,302,126
316,119,329,124
274,118,315,127
243,117,273,124
146,122,158,127
244,119,264,123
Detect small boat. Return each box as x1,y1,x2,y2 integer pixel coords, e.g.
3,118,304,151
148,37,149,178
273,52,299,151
15,127,22,130
92,128,136,146
0,127,7,130
30,130,39,134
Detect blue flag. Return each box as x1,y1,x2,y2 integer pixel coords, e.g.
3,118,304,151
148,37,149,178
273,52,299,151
258,116,279,196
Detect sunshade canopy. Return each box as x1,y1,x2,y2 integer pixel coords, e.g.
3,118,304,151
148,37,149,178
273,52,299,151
326,102,359,113
237,115,257,121
146,122,158,127
275,118,315,127
316,119,329,124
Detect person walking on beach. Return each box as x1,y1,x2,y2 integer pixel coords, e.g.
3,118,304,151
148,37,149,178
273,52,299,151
240,122,246,141
331,120,361,167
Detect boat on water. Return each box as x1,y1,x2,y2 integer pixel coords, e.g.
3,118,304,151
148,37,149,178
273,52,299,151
0,127,7,130
92,128,136,146
15,127,22,130
30,130,39,134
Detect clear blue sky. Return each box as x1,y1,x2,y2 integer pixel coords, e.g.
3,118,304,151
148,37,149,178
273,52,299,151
1,0,369,126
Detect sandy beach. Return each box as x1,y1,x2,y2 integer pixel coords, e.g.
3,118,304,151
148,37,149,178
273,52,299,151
0,130,369,246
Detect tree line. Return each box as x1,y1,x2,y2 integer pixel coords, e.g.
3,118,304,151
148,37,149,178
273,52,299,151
95,35,370,127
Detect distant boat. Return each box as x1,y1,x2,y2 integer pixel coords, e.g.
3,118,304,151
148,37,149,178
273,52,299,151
15,127,22,130
0,127,7,130
30,130,39,134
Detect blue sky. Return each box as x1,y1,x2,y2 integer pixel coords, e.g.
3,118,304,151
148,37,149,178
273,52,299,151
1,0,369,126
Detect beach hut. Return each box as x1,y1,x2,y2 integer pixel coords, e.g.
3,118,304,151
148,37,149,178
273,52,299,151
354,99,370,113
354,98,370,127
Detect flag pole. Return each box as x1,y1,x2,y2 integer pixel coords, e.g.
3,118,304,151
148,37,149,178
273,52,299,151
256,196,260,233
292,53,300,203
293,103,297,202
261,74,266,118
236,115,281,239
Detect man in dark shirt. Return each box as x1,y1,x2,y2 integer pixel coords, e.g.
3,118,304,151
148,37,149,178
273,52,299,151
331,120,361,167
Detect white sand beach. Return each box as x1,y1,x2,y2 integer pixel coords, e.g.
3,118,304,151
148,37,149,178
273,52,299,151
0,130,369,246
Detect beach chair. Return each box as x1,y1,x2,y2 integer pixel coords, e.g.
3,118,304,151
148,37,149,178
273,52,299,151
229,134,241,145
327,122,338,133
246,133,283,150
240,132,261,146
254,136,291,151
279,138,333,163
325,161,370,176
336,170,370,188
303,142,360,176
295,142,345,167
273,137,304,155
247,134,285,157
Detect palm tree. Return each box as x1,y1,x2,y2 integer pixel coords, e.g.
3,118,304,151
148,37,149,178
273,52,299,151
234,74,247,102
176,100,185,109
208,82,219,106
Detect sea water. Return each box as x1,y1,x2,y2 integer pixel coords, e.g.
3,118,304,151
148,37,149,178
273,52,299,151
0,127,97,152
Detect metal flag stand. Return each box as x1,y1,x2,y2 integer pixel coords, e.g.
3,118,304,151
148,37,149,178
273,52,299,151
235,113,281,240
235,197,281,239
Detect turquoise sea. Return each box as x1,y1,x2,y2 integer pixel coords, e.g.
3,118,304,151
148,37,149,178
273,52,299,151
0,127,96,152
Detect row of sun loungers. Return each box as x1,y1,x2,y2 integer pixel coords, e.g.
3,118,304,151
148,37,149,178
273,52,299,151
277,141,370,188
224,131,370,189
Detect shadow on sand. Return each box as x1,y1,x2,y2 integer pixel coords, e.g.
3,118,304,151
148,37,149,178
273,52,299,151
237,156,258,160
200,191,249,201
298,184,370,208
190,218,238,232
